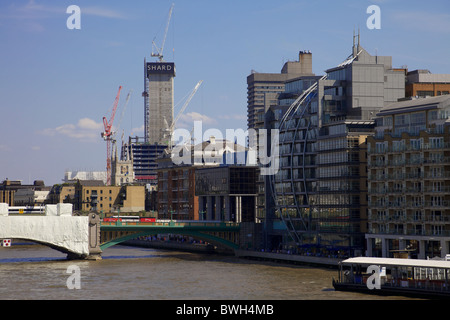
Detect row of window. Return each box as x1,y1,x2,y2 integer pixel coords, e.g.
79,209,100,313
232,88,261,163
371,137,445,153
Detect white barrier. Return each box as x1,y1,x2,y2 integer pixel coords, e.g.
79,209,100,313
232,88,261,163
0,203,73,216
0,203,8,216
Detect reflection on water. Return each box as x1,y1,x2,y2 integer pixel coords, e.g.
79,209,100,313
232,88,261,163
0,243,415,300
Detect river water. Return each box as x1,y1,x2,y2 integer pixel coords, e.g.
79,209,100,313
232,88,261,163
0,243,414,301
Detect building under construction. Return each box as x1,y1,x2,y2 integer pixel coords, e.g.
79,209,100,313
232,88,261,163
119,5,176,185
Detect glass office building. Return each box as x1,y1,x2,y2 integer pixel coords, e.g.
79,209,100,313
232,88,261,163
266,36,405,257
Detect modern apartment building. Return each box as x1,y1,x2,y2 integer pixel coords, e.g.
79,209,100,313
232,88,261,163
367,95,450,259
267,34,405,257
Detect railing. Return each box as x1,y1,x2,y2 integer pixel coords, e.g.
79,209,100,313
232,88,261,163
7,206,45,215
369,200,450,208
368,228,450,237
368,214,450,223
369,142,450,155
101,220,239,228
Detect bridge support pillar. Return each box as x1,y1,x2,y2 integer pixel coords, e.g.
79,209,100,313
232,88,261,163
87,213,102,260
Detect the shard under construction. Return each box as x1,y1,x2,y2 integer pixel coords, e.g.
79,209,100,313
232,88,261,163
121,5,176,185
123,60,176,185
143,60,176,145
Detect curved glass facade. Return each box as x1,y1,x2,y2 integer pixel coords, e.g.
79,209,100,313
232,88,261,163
261,40,407,258
269,81,322,250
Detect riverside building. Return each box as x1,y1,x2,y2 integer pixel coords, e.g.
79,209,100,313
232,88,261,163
247,51,318,229
367,95,450,259
267,33,405,257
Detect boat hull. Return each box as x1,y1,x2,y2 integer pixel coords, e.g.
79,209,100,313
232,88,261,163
332,279,450,299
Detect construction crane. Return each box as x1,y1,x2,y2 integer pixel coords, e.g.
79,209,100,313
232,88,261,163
101,86,123,186
111,90,133,150
151,3,174,62
163,80,203,150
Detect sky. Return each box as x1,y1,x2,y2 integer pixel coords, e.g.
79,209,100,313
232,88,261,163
1,0,449,186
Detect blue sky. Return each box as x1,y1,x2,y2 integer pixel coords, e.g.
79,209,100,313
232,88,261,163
1,0,449,185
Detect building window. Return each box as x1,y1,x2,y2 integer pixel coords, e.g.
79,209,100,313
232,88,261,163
416,91,434,97
429,137,444,149
410,139,422,150
383,116,393,127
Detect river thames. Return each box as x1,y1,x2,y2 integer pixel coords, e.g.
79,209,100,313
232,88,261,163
0,243,419,302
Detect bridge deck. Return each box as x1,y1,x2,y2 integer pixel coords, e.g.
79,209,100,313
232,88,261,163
100,221,240,231
99,221,241,251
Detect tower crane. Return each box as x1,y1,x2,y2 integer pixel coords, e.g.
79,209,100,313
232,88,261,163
163,80,203,150
101,86,123,186
151,3,174,62
111,90,133,151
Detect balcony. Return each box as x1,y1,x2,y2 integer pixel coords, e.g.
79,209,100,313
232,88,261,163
368,228,450,237
368,142,450,155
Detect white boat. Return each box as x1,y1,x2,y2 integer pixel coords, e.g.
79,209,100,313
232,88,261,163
333,257,450,298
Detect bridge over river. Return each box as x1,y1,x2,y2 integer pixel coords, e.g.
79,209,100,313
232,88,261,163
0,204,247,260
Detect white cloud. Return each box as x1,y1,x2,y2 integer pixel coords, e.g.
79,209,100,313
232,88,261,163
39,118,103,142
78,118,104,130
218,114,247,121
177,112,218,128
131,124,145,135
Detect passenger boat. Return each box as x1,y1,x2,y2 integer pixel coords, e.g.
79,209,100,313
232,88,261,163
332,257,450,299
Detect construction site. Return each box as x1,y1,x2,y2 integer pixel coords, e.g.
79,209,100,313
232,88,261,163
99,3,202,188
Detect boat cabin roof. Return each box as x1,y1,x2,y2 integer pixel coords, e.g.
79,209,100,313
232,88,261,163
341,257,450,269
